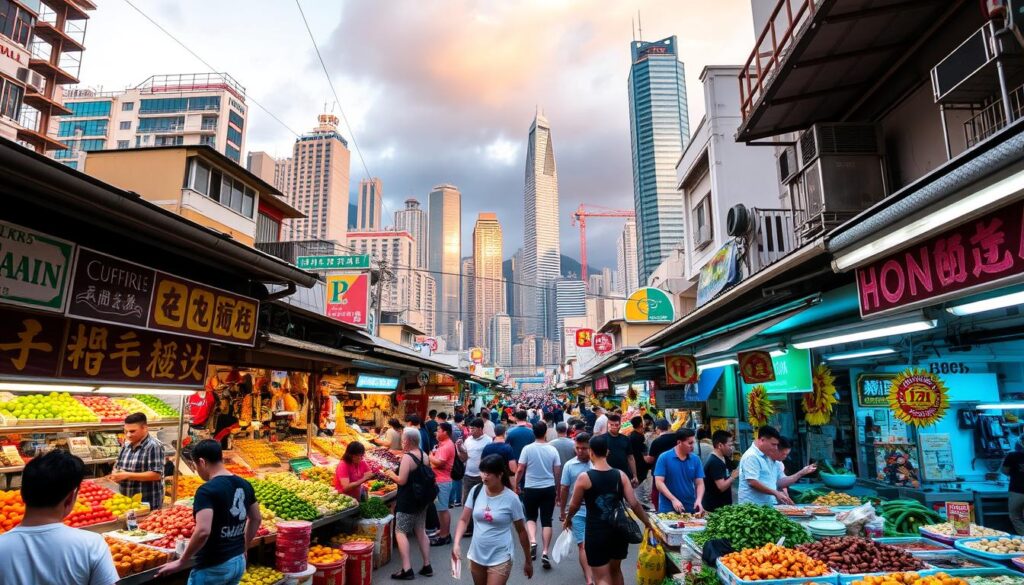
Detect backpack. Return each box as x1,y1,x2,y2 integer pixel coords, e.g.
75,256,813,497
407,450,439,510
451,452,466,481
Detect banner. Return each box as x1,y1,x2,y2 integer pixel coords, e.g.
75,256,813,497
325,273,371,328
696,241,740,306
0,220,75,313
67,248,154,328
575,328,594,348
148,272,259,345
888,368,949,427
664,354,698,385
594,333,614,355
738,350,776,384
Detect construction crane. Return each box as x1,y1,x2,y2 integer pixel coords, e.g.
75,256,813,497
570,204,635,284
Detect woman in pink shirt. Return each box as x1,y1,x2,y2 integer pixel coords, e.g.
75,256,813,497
335,442,373,499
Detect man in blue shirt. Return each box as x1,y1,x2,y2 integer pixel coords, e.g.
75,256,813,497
737,425,793,505
559,433,593,585
653,428,705,514
505,411,536,460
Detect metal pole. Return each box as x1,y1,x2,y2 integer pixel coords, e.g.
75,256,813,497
939,104,952,160
171,395,185,504
993,22,1016,127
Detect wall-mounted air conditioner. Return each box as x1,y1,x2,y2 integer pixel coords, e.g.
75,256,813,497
16,68,45,93
777,145,798,184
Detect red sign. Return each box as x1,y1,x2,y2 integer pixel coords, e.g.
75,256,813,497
325,273,370,327
149,272,259,345
738,351,776,384
594,376,609,392
575,329,594,348
594,333,613,354
857,200,1024,316
664,355,698,385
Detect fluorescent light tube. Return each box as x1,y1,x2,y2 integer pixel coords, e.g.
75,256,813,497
947,291,1024,316
697,358,738,370
793,319,936,350
97,386,196,396
769,350,787,357
825,348,896,361
977,403,1024,410
603,362,630,374
0,383,96,393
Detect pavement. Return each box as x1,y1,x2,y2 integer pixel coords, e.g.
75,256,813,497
378,504,642,585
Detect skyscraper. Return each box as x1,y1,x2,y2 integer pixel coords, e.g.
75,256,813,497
357,178,383,231
617,218,640,294
283,114,351,242
428,184,462,349
461,256,475,348
490,313,512,367
395,198,428,268
628,36,689,284
522,111,561,340
472,213,505,353
347,230,435,335
553,278,587,343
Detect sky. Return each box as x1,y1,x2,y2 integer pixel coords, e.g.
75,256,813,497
79,0,757,270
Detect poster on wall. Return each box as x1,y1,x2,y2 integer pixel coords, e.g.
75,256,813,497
807,433,835,464
888,369,949,427
919,433,956,481
875,444,920,487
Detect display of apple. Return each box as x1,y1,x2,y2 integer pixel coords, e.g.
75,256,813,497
76,396,131,421
0,392,99,423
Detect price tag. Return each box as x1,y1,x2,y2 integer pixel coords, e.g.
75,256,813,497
1,445,24,466
68,436,92,459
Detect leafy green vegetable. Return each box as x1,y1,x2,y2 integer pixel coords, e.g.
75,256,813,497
684,566,720,585
359,496,391,519
689,504,812,550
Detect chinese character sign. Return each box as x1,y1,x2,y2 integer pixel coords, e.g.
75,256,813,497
0,306,65,377
575,328,594,348
857,200,1024,316
325,273,370,327
67,248,153,328
664,355,698,385
888,368,949,427
593,333,614,355
149,273,258,345
738,351,776,384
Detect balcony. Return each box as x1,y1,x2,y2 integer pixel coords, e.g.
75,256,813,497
255,239,341,265
33,5,87,52
740,208,797,275
736,0,966,142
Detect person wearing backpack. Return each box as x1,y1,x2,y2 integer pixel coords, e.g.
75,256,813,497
383,428,437,580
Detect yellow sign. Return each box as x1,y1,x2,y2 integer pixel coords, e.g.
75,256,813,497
888,368,949,427
624,287,675,322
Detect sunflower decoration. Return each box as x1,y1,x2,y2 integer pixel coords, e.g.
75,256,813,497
888,368,949,427
626,385,639,402
803,364,838,426
747,385,774,427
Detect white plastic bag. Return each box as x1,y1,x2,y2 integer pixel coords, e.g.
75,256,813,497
837,502,878,536
551,527,576,564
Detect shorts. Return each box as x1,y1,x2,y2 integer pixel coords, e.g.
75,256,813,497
584,527,628,567
435,481,454,512
188,554,245,585
396,509,427,534
471,559,513,577
571,514,586,542
523,486,556,527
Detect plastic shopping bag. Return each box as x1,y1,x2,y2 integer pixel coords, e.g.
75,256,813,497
636,529,665,585
551,527,576,564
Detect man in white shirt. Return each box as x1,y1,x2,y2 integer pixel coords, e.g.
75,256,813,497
515,422,561,570
738,425,793,505
457,417,492,537
0,450,119,585
593,407,609,435
479,409,496,438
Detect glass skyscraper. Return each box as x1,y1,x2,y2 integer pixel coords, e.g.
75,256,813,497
428,184,462,349
628,36,689,285
523,111,561,340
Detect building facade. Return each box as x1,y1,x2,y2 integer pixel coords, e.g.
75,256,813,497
284,114,351,243
58,73,247,170
489,313,512,367
471,212,505,353
395,197,428,268
461,256,474,348
428,184,462,349
628,36,690,284
347,230,435,335
512,334,537,368
616,217,639,295
247,150,291,194
522,111,561,340
553,278,586,343
356,177,383,231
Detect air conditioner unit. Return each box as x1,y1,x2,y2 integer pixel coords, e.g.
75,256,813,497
798,123,881,168
15,68,45,93
777,145,798,184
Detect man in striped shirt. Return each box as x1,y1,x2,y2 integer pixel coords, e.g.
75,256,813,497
111,412,165,510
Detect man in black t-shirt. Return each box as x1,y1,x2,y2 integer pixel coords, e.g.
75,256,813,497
1003,442,1024,534
629,415,651,506
703,430,739,512
158,439,261,583
605,414,637,484
645,420,677,510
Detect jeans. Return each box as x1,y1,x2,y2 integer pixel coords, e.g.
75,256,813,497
187,555,245,585
450,478,462,504
1010,492,1024,535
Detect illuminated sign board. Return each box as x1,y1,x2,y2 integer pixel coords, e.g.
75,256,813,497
356,374,400,390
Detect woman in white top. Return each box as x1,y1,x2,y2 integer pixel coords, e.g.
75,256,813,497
452,454,533,585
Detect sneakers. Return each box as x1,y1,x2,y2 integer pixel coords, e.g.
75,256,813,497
429,535,451,547
391,569,414,580
541,554,551,570
530,543,537,560
419,565,434,577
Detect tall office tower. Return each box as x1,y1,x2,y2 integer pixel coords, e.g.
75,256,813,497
489,313,512,367
283,114,351,242
356,177,383,231
553,279,587,343
428,184,462,349
461,256,475,348
602,267,616,297
522,111,561,340
616,218,640,295
348,230,434,335
0,0,94,155
505,248,530,342
628,36,690,284
513,334,538,368
395,198,428,268
472,213,505,355
588,274,606,296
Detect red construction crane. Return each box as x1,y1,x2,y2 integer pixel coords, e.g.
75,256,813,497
570,204,635,284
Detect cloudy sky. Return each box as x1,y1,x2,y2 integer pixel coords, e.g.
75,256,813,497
80,0,757,269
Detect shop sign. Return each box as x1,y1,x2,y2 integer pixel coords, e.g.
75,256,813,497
355,374,399,390
625,287,675,322
325,273,370,328
414,336,438,352
888,368,949,427
575,328,594,348
656,387,688,408
664,354,698,385
470,347,485,364
0,220,75,313
296,254,370,271
67,248,153,328
594,333,614,354
857,200,1024,316
0,305,209,386
431,372,457,386
740,348,812,394
696,241,740,306
738,351,776,384
857,373,896,406
563,327,580,358
149,272,258,346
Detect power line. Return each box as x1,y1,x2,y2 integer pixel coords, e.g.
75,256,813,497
387,262,629,301
293,0,373,181
121,0,302,139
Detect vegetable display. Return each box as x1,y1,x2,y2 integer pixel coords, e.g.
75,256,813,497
812,491,861,506
877,500,943,536
852,572,966,585
359,496,391,519
690,503,813,550
262,472,357,514
796,537,925,574
720,543,830,581
965,576,1024,585
684,566,719,585
961,537,1024,554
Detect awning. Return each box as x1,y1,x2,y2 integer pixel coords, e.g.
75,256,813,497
693,367,725,402
694,307,806,359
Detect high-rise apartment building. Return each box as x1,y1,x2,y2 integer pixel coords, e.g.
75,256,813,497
628,36,689,284
284,114,351,242
602,267,617,297
553,278,587,343
489,313,512,367
428,184,462,349
461,256,475,348
247,150,291,194
505,248,529,342
347,230,435,335
58,73,248,170
588,274,606,297
395,198,428,268
522,111,561,340
356,177,383,231
472,213,505,353
0,0,94,154
513,334,537,368
616,218,639,294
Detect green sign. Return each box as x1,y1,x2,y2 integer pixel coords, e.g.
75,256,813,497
857,374,896,407
296,254,371,270
740,347,812,394
0,220,75,312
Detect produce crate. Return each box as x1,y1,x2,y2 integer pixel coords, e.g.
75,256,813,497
920,528,960,546
354,515,394,569
874,537,953,554
954,536,1024,561
683,534,703,554
716,558,838,585
654,517,704,548
917,552,1005,573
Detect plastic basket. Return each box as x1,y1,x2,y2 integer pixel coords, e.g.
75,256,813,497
312,556,347,585
874,537,953,554
683,534,703,554
955,536,1024,561
917,552,1005,573
716,558,838,585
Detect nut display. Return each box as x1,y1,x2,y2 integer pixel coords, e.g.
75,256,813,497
921,523,1008,538
719,543,830,581
962,537,1024,554
812,491,862,506
796,537,925,574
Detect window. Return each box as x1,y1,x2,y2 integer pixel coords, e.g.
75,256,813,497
122,102,134,111
155,135,183,146
119,121,131,130
200,135,216,146
226,126,242,146
228,110,244,130
187,96,220,111
0,0,35,47
200,115,217,130
210,170,222,202
58,119,108,137
0,77,24,120
139,98,187,114
53,139,106,159
187,159,211,194
64,100,112,118
117,140,130,149
693,194,712,248
137,116,184,132
225,144,240,162
256,212,279,243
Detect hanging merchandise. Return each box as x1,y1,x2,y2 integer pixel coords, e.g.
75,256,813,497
747,385,774,427
803,364,837,426
888,368,949,427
